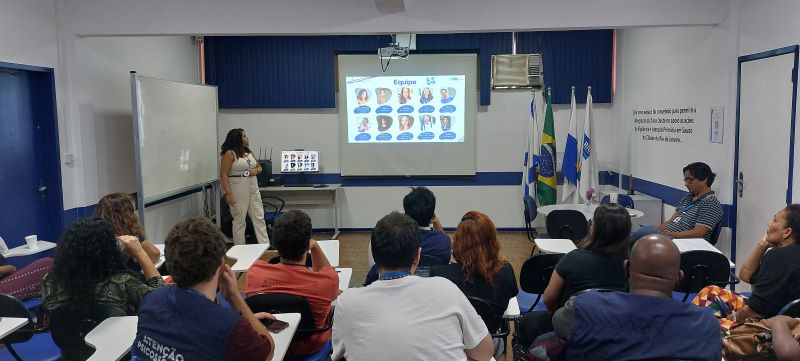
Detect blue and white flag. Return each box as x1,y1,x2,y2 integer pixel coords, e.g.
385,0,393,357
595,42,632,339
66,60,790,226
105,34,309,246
523,92,540,199
561,87,579,203
579,88,598,202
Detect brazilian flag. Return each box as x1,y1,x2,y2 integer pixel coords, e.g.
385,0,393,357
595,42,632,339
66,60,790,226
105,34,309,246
537,93,557,206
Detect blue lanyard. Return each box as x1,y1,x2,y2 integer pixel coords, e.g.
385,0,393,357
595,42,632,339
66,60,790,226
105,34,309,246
379,271,411,280
682,192,712,213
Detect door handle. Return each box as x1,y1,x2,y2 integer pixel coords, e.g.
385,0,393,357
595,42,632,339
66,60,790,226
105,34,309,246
38,179,47,198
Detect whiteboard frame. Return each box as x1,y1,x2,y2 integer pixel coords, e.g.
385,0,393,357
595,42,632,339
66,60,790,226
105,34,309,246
130,72,220,227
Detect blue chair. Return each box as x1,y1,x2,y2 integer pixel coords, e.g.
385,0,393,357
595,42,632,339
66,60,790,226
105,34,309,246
519,253,563,312
708,221,723,246
263,195,285,242
0,293,58,361
675,250,740,302
545,210,588,242
600,194,635,209
523,195,538,242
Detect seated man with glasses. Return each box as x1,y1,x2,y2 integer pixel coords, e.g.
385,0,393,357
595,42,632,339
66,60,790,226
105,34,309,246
630,162,723,245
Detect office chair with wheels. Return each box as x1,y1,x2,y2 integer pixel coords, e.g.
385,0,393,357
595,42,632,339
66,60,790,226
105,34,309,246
468,296,511,359
519,253,563,312
600,194,635,209
48,303,127,360
779,298,800,317
545,210,588,243
245,292,332,361
675,250,739,302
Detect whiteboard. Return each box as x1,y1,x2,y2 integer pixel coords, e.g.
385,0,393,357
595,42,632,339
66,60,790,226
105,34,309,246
132,74,219,203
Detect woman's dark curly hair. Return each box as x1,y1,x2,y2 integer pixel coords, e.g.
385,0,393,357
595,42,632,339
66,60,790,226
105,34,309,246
220,128,251,158
49,217,127,303
95,192,146,240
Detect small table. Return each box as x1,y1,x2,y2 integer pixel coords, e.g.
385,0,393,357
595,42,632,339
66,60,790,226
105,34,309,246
538,204,644,220
535,238,577,254
316,240,339,267
271,313,301,361
227,244,271,273
0,317,28,339
674,238,735,267
2,241,57,257
85,316,138,361
336,267,352,291
260,184,341,239
153,244,166,269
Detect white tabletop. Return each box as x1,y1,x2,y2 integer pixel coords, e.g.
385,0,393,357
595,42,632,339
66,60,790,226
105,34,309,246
227,244,271,272
538,204,644,220
674,238,735,267
503,296,520,319
85,316,138,361
0,317,28,339
316,240,339,267
535,238,577,254
336,267,352,291
154,244,166,269
272,313,301,361
2,240,57,257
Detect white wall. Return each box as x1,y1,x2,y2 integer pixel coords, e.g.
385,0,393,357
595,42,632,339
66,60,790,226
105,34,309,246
59,0,727,36
70,36,202,241
616,24,738,256
219,91,614,228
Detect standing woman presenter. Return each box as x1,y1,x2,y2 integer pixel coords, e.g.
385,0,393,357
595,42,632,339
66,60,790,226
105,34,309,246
220,129,270,245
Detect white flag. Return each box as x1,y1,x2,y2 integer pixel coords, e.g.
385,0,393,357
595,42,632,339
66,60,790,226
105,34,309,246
561,88,579,203
578,88,598,202
523,92,540,199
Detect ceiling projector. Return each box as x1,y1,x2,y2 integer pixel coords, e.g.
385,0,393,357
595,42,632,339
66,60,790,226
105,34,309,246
378,45,410,59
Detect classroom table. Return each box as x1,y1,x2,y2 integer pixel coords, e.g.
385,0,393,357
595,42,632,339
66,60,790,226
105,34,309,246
316,239,339,267
0,317,28,339
83,313,301,361
85,316,138,361
2,241,57,257
153,244,165,268
502,296,520,319
226,243,271,272
538,204,644,220
260,184,342,239
336,267,352,291
674,238,735,267
534,238,577,254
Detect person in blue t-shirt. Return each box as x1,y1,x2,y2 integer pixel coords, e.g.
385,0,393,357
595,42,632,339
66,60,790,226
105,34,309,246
364,187,452,285
440,88,454,103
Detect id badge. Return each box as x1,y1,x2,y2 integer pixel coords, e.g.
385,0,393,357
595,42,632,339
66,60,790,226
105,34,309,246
243,170,251,177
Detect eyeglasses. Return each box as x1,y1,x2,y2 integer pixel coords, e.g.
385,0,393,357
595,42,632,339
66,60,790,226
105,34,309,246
683,177,696,184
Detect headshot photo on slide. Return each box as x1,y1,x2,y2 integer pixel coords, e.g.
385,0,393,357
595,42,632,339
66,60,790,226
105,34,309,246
420,87,433,104
398,115,414,131
440,87,455,104
376,88,392,104
398,87,413,104
358,117,370,133
377,115,393,132
440,115,452,131
356,88,370,105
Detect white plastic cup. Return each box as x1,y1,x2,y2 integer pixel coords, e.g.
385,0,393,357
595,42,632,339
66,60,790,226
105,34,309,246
610,193,619,204
25,235,38,249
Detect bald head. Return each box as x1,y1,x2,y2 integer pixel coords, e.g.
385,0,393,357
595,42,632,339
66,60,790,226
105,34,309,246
626,235,683,297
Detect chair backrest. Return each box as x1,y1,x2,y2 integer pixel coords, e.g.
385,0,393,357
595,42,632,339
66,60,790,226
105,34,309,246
262,195,286,223
708,221,722,246
600,194,635,209
245,292,325,341
675,250,731,293
49,303,127,359
523,195,538,224
780,298,800,317
519,253,564,294
220,196,256,241
545,210,588,241
0,293,34,344
467,296,502,335
416,254,447,278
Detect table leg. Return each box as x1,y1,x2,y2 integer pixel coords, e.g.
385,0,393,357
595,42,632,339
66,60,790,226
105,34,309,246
332,188,340,239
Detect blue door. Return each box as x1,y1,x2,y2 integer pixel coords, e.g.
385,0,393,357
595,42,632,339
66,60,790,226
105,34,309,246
0,63,63,250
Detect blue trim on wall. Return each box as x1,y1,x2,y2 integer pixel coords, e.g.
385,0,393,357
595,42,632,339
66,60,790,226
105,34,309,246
277,170,620,187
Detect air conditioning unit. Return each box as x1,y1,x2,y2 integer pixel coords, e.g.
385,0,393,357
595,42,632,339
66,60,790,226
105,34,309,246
491,54,543,90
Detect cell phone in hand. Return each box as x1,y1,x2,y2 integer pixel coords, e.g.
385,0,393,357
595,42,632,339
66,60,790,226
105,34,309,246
263,318,290,333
